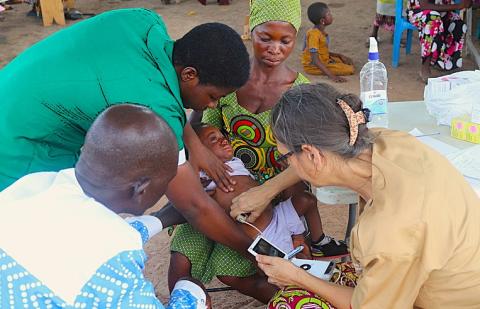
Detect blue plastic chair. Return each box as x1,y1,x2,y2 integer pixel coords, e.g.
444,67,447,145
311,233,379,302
392,0,417,67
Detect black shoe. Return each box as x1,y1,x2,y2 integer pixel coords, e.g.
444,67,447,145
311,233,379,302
311,235,349,258
65,9,82,20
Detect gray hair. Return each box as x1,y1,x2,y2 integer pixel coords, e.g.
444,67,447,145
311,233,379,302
271,83,375,159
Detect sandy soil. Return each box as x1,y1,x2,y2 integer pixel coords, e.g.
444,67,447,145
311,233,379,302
0,0,478,307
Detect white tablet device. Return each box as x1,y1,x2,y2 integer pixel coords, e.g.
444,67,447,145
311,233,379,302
248,235,287,258
291,258,335,281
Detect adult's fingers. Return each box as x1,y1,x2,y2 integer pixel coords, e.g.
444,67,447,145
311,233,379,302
256,254,275,265
230,206,261,223
210,165,234,192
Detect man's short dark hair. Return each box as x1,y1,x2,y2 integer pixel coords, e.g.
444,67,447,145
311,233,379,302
173,22,250,89
307,2,329,25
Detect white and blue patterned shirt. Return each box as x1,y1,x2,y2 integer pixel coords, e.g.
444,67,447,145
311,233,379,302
0,168,206,309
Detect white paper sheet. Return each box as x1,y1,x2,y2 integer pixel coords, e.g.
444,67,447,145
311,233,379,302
409,128,459,156
409,129,480,196
446,146,480,180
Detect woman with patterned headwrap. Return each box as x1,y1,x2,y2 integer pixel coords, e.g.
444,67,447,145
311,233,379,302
200,0,347,256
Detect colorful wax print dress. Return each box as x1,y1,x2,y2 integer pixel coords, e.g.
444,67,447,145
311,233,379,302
407,0,467,70
202,74,309,183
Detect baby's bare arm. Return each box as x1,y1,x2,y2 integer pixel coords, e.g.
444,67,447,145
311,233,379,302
213,176,273,238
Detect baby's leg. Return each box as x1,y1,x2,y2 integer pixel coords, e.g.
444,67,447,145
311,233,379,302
280,180,309,200
292,193,349,258
291,191,323,242
168,252,192,292
217,274,278,304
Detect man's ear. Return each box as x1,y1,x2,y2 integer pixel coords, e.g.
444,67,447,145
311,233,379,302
180,67,199,83
133,177,151,200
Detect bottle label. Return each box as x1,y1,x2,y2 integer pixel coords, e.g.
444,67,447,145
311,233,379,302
361,90,388,115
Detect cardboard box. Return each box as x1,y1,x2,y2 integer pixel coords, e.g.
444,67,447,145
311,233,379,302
451,118,480,144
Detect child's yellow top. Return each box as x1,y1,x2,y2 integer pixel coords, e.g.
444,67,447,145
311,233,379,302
302,28,330,66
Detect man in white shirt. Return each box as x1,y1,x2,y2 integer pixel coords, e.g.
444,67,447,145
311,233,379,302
0,104,208,308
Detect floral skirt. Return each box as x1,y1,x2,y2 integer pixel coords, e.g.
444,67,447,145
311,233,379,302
267,262,358,309
408,9,467,70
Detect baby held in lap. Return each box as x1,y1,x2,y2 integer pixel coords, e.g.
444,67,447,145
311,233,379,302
193,123,326,254
167,123,348,302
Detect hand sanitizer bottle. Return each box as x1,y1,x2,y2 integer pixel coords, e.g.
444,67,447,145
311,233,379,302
360,37,389,128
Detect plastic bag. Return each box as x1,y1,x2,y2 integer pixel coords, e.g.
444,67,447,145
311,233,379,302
424,70,480,126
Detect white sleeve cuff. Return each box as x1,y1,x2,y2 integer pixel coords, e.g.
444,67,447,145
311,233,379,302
125,215,163,239
173,280,207,309
178,148,186,166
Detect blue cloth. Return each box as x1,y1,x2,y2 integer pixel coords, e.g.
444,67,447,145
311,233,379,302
0,221,200,309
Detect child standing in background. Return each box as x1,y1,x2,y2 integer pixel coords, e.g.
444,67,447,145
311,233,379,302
302,2,354,82
369,0,397,45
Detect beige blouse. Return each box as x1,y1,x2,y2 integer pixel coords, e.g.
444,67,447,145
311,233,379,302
350,129,480,308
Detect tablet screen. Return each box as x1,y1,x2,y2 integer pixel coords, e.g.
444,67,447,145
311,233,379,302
252,238,285,258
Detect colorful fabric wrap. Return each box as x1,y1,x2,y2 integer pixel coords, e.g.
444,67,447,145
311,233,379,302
249,0,302,32
202,74,309,184
267,262,358,309
170,224,256,283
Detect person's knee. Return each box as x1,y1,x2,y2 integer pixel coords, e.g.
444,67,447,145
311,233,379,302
292,191,317,210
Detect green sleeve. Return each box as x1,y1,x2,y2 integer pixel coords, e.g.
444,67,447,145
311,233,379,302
295,73,311,85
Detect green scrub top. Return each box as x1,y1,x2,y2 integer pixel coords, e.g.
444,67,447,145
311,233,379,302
0,8,186,190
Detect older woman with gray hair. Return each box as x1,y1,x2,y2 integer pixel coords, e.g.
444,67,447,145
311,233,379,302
232,83,480,308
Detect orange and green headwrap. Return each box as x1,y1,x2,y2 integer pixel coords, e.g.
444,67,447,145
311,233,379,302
249,0,302,33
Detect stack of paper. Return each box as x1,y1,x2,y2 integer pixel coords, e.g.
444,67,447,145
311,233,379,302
424,70,480,125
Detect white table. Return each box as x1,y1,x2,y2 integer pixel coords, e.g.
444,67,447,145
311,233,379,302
315,101,479,241
388,101,472,149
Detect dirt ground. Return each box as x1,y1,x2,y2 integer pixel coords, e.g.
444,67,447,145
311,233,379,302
0,0,478,308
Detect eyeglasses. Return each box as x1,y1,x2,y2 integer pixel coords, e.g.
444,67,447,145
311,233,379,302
276,150,295,162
